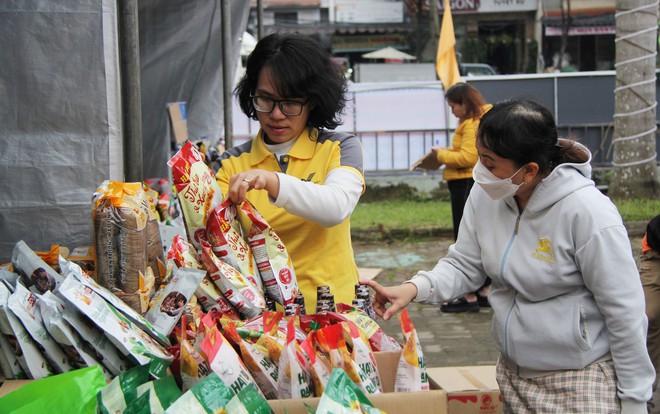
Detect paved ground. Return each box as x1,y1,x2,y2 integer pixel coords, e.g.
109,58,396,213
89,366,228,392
353,233,645,369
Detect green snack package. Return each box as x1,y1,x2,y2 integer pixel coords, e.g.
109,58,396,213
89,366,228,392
316,368,385,414
225,383,273,414
124,375,182,414
164,372,234,413
96,363,151,414
0,365,106,414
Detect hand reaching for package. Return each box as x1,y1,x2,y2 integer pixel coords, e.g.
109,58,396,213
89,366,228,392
227,169,280,204
362,279,418,321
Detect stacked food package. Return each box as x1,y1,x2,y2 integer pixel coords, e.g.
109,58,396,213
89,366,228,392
0,140,429,413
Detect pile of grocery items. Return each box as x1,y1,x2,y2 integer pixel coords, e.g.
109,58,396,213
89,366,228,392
0,141,430,413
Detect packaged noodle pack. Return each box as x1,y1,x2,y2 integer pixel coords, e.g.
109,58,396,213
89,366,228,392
316,323,379,395
336,304,402,352
276,316,313,399
200,240,263,319
8,283,74,374
300,331,333,397
241,200,298,307
206,200,262,291
58,275,173,378
38,291,113,380
62,260,170,347
0,282,51,379
194,276,239,318
255,311,285,365
168,140,224,250
123,374,182,414
59,297,130,377
341,321,382,393
97,363,152,414
316,368,385,414
200,325,261,397
145,267,206,337
394,308,429,393
167,234,203,269
165,374,271,414
179,335,212,392
11,240,64,295
0,323,26,379
224,321,279,400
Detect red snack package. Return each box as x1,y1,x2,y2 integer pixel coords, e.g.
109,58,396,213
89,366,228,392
224,322,279,399
241,201,298,307
200,240,263,319
206,200,262,291
168,141,223,250
316,323,379,395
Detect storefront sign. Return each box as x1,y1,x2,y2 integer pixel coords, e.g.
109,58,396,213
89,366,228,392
335,1,403,23
545,25,616,36
439,0,537,13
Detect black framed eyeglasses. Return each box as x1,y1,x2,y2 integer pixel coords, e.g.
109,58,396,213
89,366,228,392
250,95,308,116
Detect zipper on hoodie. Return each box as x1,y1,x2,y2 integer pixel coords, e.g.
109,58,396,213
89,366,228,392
501,214,521,355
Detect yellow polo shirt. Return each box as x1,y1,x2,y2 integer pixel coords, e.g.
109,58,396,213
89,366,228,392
215,128,364,311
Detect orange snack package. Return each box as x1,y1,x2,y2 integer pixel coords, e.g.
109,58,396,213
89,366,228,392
394,308,429,393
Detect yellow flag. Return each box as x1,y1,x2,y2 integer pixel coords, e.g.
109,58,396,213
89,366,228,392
436,0,461,90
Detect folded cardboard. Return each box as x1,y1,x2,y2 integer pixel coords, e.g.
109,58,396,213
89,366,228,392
427,366,501,414
268,350,448,414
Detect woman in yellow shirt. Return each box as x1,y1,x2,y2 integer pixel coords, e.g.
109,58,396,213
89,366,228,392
431,82,492,313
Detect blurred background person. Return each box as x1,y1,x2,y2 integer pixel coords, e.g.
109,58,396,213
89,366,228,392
433,82,492,313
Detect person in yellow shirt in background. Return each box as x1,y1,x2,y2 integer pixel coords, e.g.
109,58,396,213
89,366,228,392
214,33,364,312
641,215,660,412
432,83,492,313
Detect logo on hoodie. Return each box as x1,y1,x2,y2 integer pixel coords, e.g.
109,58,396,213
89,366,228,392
531,238,555,264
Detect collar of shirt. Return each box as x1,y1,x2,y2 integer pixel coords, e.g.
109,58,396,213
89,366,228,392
251,127,317,167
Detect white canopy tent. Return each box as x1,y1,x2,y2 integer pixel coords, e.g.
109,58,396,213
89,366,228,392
362,47,417,61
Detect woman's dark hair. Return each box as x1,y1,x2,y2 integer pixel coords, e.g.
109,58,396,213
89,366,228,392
477,99,562,173
445,82,487,120
234,33,347,130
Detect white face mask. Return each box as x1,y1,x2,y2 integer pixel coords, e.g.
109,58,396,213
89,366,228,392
472,160,527,200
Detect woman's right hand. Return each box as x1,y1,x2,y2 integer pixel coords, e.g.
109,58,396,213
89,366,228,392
362,279,418,321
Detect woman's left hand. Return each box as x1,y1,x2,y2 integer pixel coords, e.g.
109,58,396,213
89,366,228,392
227,169,279,204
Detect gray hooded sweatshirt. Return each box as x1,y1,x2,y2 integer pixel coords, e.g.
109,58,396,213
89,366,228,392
410,142,654,413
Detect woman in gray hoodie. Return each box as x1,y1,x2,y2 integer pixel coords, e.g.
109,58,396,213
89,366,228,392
366,99,654,413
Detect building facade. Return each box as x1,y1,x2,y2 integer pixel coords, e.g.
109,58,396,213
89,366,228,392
247,0,623,75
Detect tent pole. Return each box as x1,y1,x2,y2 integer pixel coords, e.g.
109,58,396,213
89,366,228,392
118,0,143,182
221,0,233,149
257,0,264,39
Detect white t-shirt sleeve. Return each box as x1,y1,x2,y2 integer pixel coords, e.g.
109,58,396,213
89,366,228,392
273,168,364,228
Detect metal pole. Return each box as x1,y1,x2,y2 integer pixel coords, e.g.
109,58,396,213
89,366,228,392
221,0,233,149
257,0,264,39
118,0,143,182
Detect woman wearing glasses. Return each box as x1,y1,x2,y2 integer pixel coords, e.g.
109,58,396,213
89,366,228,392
214,33,364,311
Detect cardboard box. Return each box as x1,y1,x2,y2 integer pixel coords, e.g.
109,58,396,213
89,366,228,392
0,379,32,398
268,350,448,414
427,366,502,414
